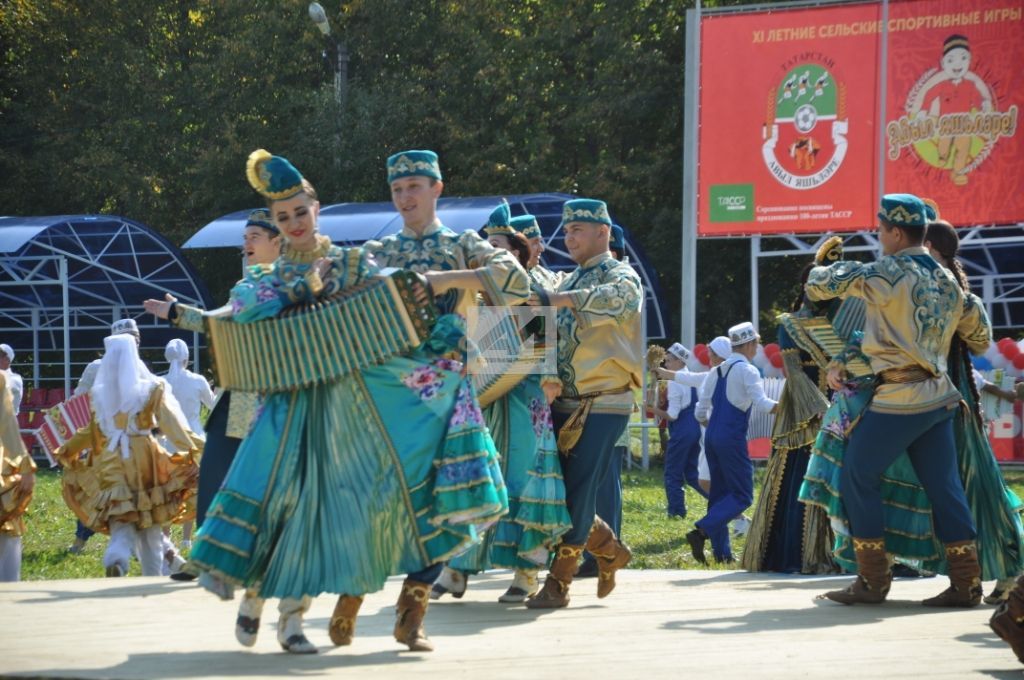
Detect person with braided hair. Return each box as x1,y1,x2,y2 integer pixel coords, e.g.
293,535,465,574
923,216,1024,604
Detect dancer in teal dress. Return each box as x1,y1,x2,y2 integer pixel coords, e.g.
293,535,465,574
432,202,572,603
190,150,508,654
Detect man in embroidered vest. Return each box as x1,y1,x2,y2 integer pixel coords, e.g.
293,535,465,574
805,193,992,607
525,198,642,609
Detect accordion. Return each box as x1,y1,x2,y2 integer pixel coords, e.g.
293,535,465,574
207,269,436,392
35,392,93,465
778,298,871,378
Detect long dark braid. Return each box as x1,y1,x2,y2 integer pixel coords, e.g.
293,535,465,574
927,219,984,427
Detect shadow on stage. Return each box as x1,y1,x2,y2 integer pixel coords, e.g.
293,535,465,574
12,579,192,604
12,648,423,679
668,570,857,590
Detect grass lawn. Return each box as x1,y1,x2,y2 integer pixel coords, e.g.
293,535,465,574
17,460,1024,580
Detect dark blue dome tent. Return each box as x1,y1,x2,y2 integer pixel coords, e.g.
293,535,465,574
0,215,214,399
184,193,671,341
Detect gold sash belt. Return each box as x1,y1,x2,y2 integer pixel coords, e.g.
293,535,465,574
877,365,933,384
556,386,632,454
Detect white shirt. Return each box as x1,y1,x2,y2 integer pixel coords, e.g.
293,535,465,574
2,368,23,415
666,380,698,420
164,369,215,436
75,359,103,397
672,367,709,389
972,368,987,393
695,354,777,423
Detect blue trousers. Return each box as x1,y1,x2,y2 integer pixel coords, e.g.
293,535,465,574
75,520,94,542
664,414,706,516
409,562,443,584
842,406,975,542
554,410,630,545
696,433,753,561
195,392,242,528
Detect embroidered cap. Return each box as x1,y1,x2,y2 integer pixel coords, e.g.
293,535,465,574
111,318,140,338
0,344,13,362
483,200,515,237
611,224,625,251
512,214,542,240
878,193,928,229
922,198,940,223
709,336,732,360
729,322,759,347
387,150,442,183
667,343,690,363
815,236,844,265
246,149,305,201
559,198,612,228
245,208,278,235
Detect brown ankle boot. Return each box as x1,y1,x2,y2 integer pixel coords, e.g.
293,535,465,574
526,544,583,609
394,579,433,652
822,538,891,605
922,540,983,607
585,517,632,598
990,576,1024,663
328,594,364,646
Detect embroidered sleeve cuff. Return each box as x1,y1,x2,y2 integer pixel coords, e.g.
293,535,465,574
172,303,207,334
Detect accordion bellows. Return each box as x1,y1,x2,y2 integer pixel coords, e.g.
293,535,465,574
207,270,437,392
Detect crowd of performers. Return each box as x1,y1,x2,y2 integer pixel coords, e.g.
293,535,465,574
3,151,1024,663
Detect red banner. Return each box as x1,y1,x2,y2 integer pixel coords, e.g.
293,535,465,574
697,0,1024,236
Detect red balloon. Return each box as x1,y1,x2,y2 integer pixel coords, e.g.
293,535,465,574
1014,354,1024,370
769,352,784,368
693,344,709,365
1003,343,1022,360
998,337,1015,350
763,343,780,356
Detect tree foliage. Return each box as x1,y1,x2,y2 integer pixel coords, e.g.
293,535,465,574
1,0,802,341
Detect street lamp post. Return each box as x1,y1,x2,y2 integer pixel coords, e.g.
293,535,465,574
308,2,348,110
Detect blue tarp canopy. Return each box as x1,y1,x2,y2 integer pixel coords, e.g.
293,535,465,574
0,215,214,389
185,193,671,339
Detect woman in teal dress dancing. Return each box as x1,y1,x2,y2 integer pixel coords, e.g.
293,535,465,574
190,150,508,653
800,217,1024,603
432,203,572,604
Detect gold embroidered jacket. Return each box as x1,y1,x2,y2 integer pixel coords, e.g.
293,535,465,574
553,252,643,415
365,221,530,317
805,246,991,414
1,371,34,537
529,264,563,292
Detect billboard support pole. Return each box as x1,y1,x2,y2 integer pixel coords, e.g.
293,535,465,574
750,236,760,331
681,4,701,347
877,0,890,206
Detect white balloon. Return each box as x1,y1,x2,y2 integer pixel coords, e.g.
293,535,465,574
991,353,1010,370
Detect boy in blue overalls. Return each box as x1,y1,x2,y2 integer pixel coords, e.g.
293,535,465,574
687,323,777,564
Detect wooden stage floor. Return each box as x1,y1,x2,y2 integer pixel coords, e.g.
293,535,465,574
2,569,1021,679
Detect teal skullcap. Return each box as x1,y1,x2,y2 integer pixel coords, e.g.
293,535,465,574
246,149,305,201
387,149,442,183
610,224,625,250
245,208,278,235
484,200,515,237
560,198,612,227
878,193,927,229
511,214,541,240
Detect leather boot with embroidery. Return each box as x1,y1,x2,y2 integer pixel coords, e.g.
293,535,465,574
822,538,891,605
394,579,433,652
526,544,582,609
922,540,983,607
328,594,364,646
585,517,632,598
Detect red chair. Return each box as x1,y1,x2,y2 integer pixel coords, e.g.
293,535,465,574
16,412,32,429
46,388,66,407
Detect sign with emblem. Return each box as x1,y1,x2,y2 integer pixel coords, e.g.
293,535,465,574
696,0,1024,236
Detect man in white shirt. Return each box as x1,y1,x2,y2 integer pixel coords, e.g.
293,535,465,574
687,323,778,564
0,345,23,415
651,343,708,518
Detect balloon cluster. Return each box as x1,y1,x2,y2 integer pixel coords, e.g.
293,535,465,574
753,342,786,379
974,337,1024,377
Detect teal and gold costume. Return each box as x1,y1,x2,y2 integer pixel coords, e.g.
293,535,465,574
802,193,993,607
191,152,508,609
527,198,642,609
444,203,571,585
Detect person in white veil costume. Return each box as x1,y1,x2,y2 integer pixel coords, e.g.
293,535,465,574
54,334,201,576
163,339,214,437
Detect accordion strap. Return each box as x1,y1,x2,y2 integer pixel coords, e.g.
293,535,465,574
556,386,632,454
